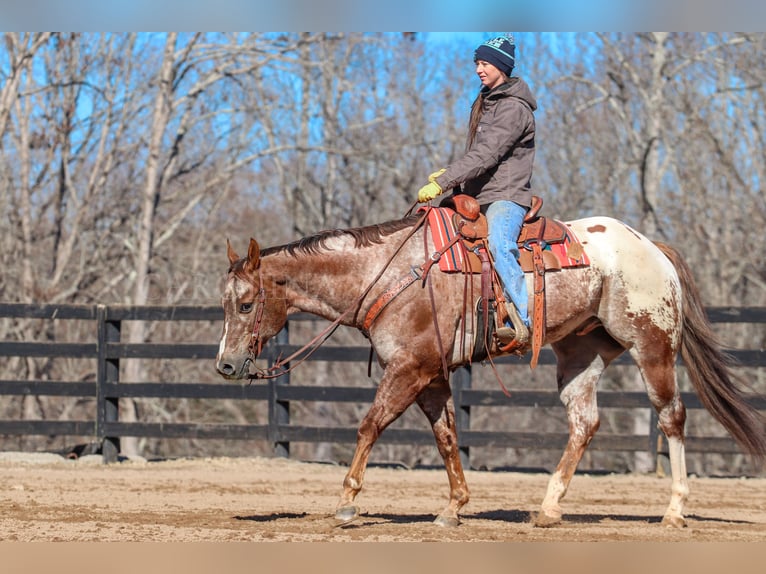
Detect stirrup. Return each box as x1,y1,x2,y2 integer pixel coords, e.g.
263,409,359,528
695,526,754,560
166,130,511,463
495,326,517,343
495,302,529,346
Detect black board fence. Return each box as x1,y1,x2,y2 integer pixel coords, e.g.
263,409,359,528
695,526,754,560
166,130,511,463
0,303,764,469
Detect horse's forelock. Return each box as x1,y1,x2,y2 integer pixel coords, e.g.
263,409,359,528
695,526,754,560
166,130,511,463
226,259,256,285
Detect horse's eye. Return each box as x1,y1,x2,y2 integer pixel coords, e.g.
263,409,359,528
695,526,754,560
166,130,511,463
240,302,253,313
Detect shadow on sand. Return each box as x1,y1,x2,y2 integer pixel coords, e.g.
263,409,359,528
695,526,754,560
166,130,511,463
235,508,754,527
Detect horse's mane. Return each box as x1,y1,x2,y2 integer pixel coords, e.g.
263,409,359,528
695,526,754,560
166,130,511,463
261,213,422,257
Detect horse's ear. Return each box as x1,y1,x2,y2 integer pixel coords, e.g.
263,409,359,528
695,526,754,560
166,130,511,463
226,239,239,266
245,238,261,273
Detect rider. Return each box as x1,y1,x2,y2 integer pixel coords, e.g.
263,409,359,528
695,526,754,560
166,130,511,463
416,34,537,344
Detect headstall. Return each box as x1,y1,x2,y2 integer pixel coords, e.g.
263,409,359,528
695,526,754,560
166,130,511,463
247,270,267,359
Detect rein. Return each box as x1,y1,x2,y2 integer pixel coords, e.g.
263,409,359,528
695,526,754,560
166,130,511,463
422,213,452,381
247,203,430,380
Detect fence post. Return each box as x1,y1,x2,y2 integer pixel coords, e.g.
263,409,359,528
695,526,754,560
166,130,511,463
268,324,290,457
96,304,121,463
453,365,472,469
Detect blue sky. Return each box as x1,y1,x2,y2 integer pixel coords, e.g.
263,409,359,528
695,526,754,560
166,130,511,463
1,0,763,32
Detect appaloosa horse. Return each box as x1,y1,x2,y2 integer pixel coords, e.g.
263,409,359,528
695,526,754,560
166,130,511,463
216,207,765,528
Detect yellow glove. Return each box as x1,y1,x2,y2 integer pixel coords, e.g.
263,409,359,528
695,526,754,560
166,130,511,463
417,168,446,203
418,181,443,203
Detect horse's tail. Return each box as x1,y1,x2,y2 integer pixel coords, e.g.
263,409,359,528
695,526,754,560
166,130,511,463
655,241,766,465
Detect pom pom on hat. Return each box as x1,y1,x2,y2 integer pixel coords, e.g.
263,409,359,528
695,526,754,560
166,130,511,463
474,35,515,76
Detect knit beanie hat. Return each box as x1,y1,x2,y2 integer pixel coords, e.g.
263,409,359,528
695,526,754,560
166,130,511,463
474,36,515,76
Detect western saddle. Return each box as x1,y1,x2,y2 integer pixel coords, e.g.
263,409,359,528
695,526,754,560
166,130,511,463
441,194,570,368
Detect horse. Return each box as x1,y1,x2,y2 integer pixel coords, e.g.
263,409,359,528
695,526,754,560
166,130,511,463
215,207,765,528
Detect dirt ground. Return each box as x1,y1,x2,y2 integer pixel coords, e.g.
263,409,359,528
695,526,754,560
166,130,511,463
1,452,765,542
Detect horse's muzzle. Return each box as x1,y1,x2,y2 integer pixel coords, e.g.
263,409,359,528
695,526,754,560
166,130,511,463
215,355,251,380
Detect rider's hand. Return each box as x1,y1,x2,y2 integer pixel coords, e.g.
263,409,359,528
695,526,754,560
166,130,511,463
418,181,443,203
417,169,446,203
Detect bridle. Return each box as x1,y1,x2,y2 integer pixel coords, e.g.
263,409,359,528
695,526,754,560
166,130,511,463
226,256,347,382
246,269,267,359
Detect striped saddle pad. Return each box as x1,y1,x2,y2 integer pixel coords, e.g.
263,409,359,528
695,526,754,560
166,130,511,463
426,207,590,273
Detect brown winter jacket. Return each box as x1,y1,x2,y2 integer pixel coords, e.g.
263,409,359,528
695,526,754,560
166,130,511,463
434,77,537,208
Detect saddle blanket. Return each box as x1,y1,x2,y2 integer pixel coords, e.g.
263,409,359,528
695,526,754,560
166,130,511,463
426,207,464,272
426,206,590,273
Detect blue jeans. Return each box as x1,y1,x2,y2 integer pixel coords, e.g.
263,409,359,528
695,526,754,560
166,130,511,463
485,201,529,327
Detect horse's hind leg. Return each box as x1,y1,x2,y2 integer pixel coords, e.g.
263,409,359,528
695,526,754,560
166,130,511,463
415,377,470,527
630,344,689,528
536,329,623,527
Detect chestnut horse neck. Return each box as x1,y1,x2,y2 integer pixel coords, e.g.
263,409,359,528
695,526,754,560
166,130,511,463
260,212,426,321
247,212,428,378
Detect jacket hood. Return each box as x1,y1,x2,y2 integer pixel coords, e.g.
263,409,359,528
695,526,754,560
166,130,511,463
483,77,537,111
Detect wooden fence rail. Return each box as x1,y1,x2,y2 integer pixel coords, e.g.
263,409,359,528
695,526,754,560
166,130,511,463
0,303,764,469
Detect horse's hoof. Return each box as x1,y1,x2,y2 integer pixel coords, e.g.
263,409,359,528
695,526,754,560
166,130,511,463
661,514,687,529
533,511,562,528
433,514,460,528
335,505,360,524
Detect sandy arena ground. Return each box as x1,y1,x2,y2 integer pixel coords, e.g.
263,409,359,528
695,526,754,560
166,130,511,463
1,452,765,542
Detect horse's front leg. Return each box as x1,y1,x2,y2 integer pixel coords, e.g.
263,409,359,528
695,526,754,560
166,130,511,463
335,353,432,524
415,378,470,527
